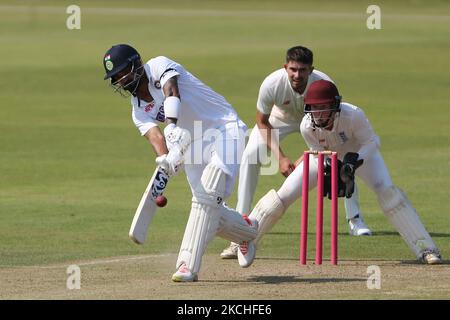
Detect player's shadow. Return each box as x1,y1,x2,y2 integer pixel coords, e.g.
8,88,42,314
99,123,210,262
248,275,365,285
199,275,365,284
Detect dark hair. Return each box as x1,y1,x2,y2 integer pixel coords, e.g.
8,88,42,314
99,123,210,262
286,46,313,65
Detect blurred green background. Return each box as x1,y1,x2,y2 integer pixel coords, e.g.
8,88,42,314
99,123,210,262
0,0,449,266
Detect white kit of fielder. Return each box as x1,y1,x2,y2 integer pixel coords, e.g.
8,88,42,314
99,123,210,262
264,100,441,264
237,68,370,226
221,67,371,259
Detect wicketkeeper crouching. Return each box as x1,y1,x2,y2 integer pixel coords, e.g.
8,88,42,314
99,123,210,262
242,79,442,266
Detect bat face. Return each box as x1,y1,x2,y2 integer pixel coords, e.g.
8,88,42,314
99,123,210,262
129,166,170,244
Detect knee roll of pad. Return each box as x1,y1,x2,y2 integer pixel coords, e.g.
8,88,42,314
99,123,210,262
377,185,406,215
217,204,258,243
192,163,227,207
249,189,286,244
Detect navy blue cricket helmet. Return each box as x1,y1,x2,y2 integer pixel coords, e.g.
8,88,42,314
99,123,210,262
103,44,145,97
103,44,141,80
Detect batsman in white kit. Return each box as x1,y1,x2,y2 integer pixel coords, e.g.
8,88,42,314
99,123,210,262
221,46,372,259
103,44,258,282
243,79,442,266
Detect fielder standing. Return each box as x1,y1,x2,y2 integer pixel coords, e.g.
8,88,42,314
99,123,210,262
102,44,258,282
221,46,372,259
243,79,442,265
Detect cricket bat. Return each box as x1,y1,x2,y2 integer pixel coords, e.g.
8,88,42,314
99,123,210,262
129,166,170,244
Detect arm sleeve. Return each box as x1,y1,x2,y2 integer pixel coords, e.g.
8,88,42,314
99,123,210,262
132,106,158,136
149,56,180,88
352,108,380,160
256,80,275,115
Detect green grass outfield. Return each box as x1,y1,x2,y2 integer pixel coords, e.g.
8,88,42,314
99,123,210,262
1,0,449,270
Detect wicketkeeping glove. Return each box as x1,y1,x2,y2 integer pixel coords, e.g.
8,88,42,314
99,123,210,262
323,158,345,199
340,152,364,198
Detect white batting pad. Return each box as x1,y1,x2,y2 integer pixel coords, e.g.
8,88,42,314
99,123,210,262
217,204,258,243
176,164,226,273
248,189,286,244
378,185,439,259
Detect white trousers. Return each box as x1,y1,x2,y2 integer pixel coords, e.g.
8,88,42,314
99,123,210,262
185,121,246,198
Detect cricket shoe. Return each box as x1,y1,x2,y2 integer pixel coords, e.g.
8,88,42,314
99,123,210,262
420,250,442,265
220,242,239,259
238,241,256,268
348,214,372,236
171,263,198,282
237,216,258,268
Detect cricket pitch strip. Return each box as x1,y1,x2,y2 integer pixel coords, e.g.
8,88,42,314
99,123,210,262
1,254,448,299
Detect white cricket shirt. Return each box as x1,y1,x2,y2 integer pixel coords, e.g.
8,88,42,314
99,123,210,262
131,56,241,139
256,68,332,123
300,102,380,160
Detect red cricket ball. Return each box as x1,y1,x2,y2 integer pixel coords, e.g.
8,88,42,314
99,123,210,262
155,195,167,207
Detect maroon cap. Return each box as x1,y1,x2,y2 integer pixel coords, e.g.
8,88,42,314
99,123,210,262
304,80,340,105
